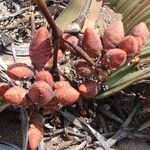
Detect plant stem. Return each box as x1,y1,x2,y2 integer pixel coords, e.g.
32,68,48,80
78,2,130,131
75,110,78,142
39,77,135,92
58,69,73,83
51,32,60,81
62,38,104,81
62,38,95,66
34,0,62,79
34,0,61,37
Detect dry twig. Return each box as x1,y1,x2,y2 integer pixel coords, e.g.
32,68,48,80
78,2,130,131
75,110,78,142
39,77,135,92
106,102,143,147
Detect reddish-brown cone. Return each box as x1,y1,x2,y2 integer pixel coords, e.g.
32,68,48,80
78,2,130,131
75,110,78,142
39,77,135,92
0,82,10,97
28,113,43,150
101,21,124,49
78,81,97,99
118,36,139,57
35,70,54,87
75,60,93,77
54,87,80,105
134,37,144,54
28,81,53,106
7,63,34,81
82,28,102,58
53,80,71,90
60,33,79,53
29,27,52,71
131,22,149,43
4,86,27,105
101,49,127,69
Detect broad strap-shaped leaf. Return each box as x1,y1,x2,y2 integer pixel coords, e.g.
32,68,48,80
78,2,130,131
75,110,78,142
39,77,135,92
107,0,150,33
82,0,103,31
55,0,92,30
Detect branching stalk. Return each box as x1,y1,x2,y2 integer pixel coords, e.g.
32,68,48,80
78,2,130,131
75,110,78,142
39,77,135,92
34,0,62,79
34,0,61,37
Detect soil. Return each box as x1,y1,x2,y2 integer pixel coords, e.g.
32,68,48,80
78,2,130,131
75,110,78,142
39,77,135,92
0,107,22,149
115,139,150,150
0,96,150,150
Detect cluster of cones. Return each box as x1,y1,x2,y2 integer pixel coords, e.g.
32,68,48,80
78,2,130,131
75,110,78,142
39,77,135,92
0,21,149,110
0,20,149,150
